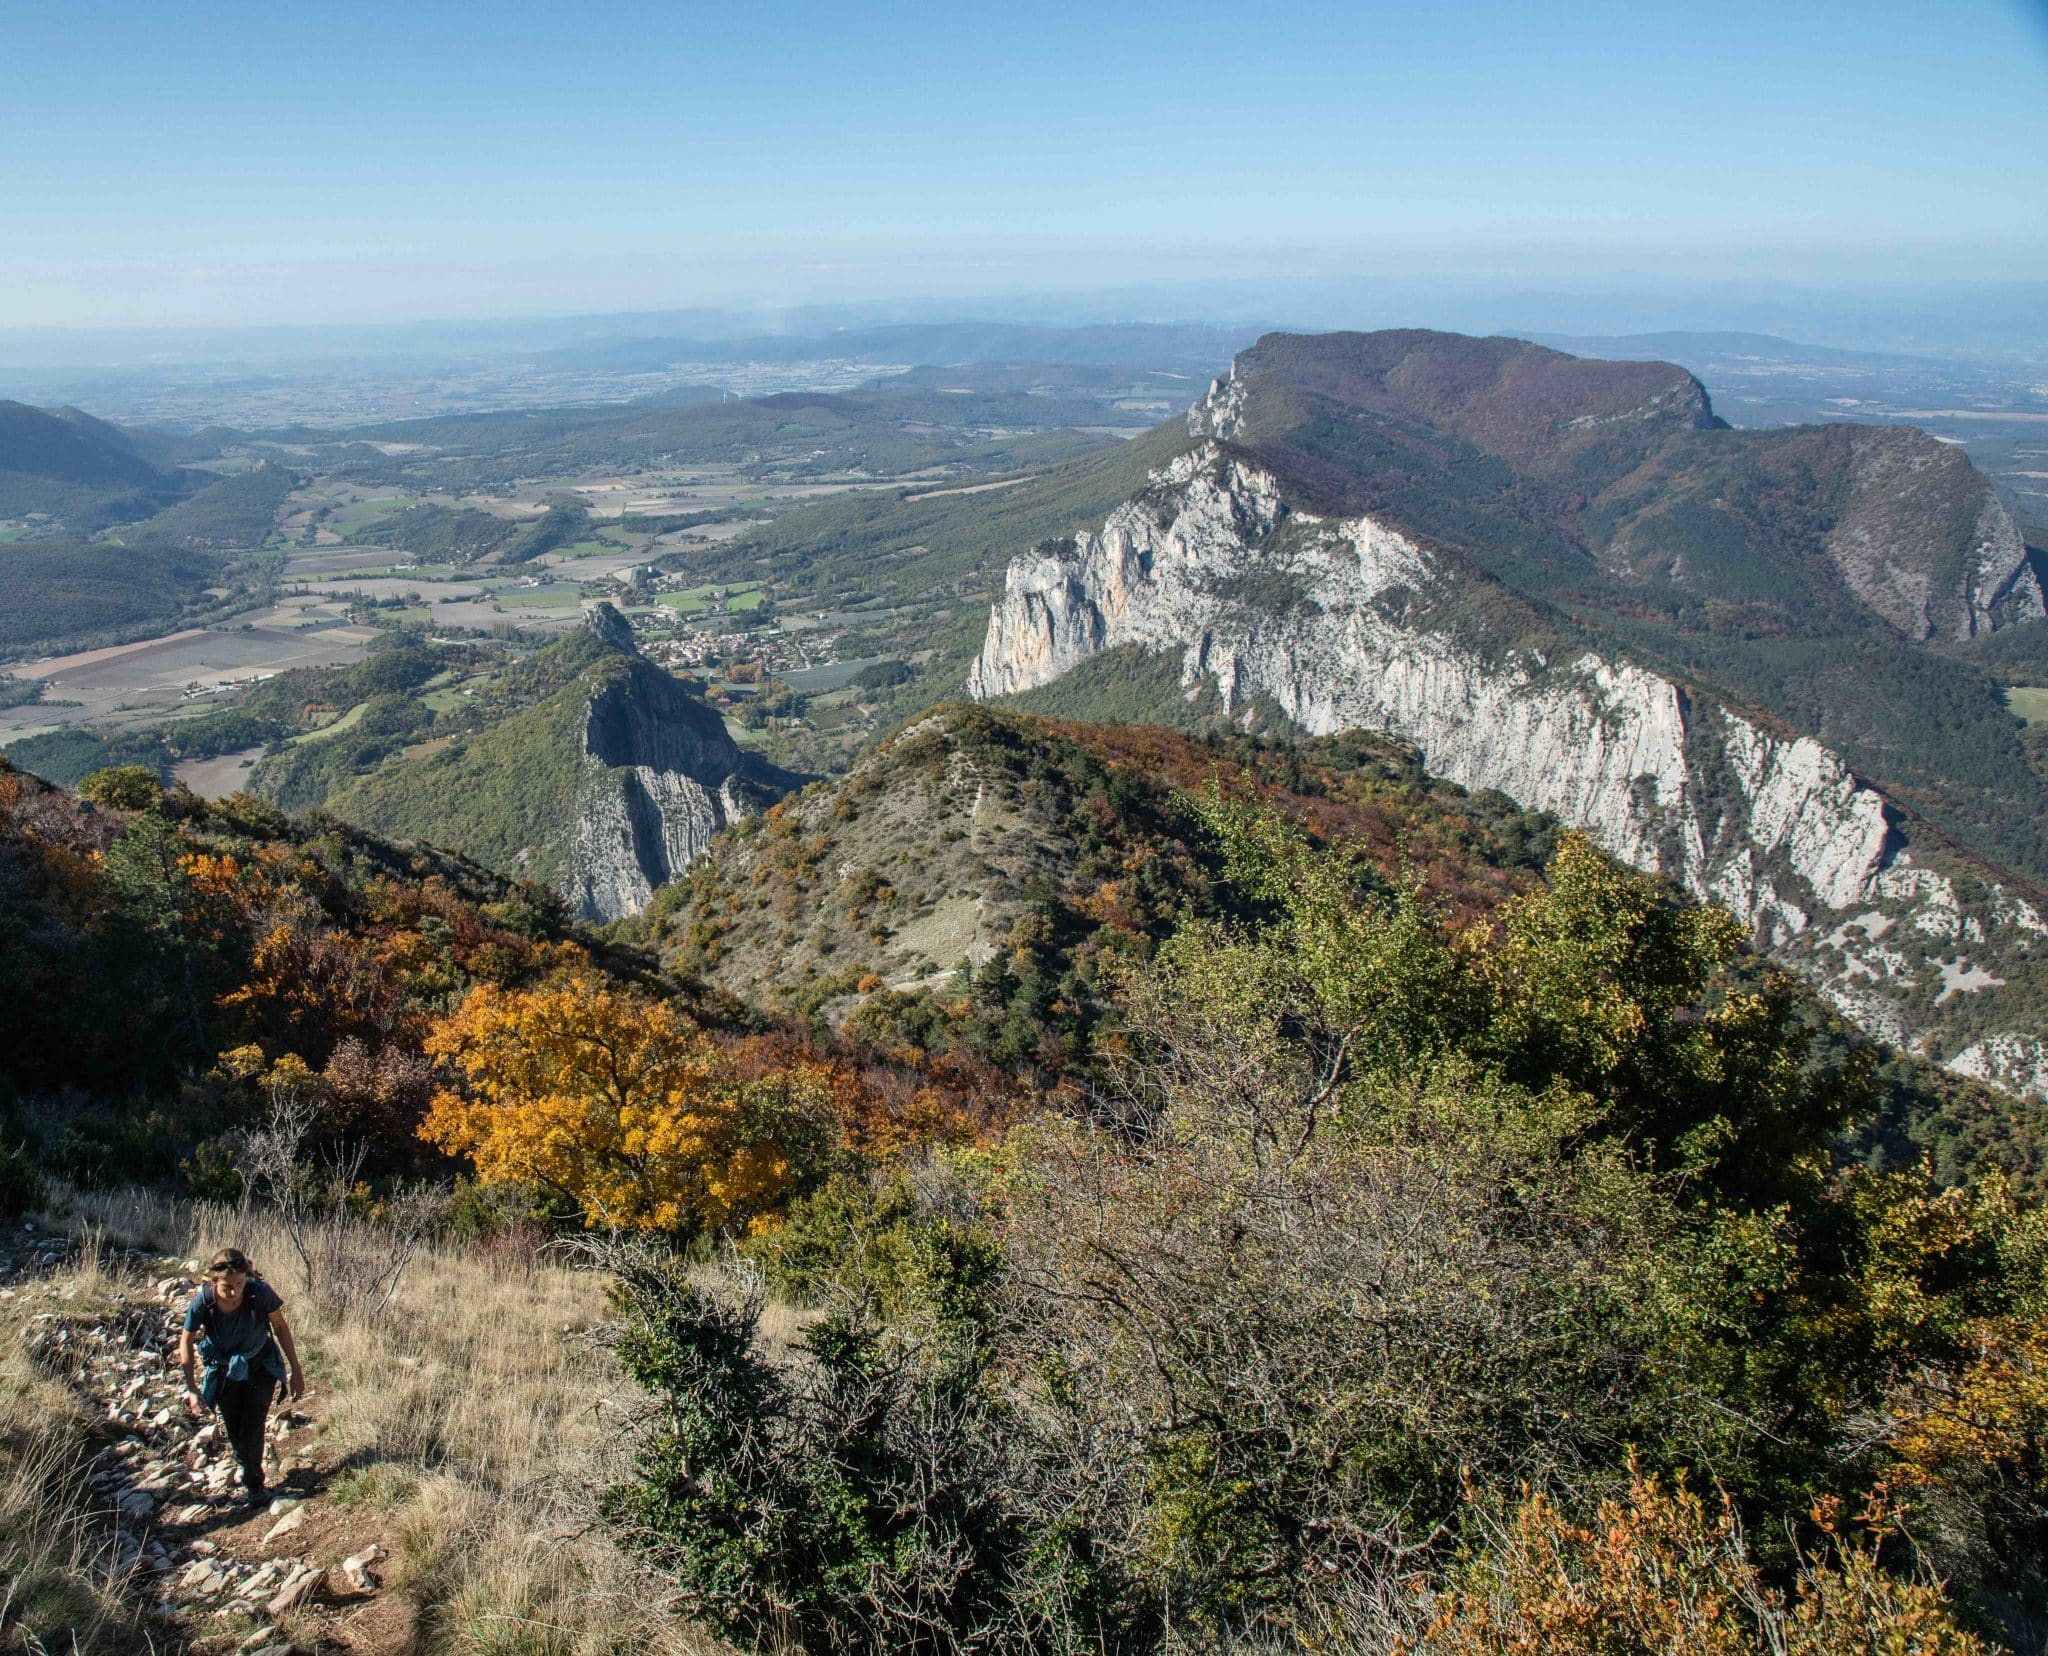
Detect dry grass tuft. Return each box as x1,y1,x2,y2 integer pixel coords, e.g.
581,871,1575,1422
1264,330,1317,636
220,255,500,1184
0,1297,161,1652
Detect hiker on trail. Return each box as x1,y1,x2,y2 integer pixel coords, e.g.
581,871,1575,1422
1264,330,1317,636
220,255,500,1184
178,1247,306,1507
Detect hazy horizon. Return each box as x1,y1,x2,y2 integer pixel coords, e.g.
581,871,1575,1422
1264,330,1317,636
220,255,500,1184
6,272,2048,379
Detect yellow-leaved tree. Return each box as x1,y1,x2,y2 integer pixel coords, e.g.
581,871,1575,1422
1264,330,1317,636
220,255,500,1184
421,977,821,1233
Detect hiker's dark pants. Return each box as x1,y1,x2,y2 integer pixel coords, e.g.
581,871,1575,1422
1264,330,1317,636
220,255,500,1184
216,1373,275,1495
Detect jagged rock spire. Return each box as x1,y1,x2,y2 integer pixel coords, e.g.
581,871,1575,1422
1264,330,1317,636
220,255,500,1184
583,600,638,653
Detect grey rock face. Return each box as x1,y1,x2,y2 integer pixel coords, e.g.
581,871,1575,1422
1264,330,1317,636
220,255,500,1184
565,661,752,923
1823,431,2042,641
969,430,2048,1097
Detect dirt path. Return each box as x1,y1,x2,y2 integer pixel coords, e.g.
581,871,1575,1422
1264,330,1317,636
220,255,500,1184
11,1229,411,1653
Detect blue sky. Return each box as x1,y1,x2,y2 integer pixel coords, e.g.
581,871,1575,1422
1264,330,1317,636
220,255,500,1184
4,0,2045,327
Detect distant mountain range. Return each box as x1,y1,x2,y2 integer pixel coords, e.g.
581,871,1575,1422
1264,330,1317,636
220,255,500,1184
1516,329,1950,369
529,321,1263,376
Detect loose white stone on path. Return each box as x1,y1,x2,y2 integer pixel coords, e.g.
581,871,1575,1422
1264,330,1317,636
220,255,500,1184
263,1506,307,1543
266,1560,322,1616
341,1543,383,1592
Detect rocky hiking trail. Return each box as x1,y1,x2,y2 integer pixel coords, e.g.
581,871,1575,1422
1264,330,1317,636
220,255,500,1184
10,1224,409,1654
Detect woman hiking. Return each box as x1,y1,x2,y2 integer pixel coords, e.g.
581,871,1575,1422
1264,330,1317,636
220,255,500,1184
178,1247,306,1507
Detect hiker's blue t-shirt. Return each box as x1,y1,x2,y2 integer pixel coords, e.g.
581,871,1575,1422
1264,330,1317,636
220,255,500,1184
183,1278,283,1359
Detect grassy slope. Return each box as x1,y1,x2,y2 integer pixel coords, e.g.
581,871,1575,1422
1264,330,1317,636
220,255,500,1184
35,1187,725,1655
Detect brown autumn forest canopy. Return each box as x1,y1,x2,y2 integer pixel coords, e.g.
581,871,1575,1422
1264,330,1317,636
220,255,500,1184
0,753,1017,1202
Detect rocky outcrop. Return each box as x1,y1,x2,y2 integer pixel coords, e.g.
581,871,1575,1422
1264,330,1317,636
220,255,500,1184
562,605,776,923
1825,429,2042,640
566,657,756,923
970,444,1891,934
969,427,2048,1096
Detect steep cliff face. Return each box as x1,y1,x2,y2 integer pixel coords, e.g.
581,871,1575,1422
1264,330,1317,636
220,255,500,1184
969,443,1898,932
565,658,760,922
969,412,2048,1097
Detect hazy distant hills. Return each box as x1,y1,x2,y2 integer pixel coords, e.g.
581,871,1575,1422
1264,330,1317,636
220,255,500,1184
304,372,1153,494
531,320,1263,376
0,400,288,658
0,399,252,528
0,400,172,522
1520,329,1940,368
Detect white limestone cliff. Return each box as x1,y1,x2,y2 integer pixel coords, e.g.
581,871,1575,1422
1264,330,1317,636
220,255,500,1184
567,763,750,925
968,430,2048,1096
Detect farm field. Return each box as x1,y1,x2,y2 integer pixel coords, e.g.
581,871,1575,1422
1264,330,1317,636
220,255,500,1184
658,580,766,617
172,743,266,797
278,546,412,576
2007,685,2048,725
537,546,647,579
0,620,385,745
567,469,875,519
783,655,892,692
328,492,419,529
491,583,586,611
290,698,370,744
3,384,1151,783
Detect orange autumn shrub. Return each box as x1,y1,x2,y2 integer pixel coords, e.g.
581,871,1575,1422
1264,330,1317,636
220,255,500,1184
421,977,826,1233
1413,1460,1988,1656
1889,1324,2048,1492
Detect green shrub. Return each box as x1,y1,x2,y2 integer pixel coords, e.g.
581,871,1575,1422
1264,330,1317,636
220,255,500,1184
78,765,165,810
178,1136,244,1205
747,1171,1000,1337
602,1245,1094,1655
